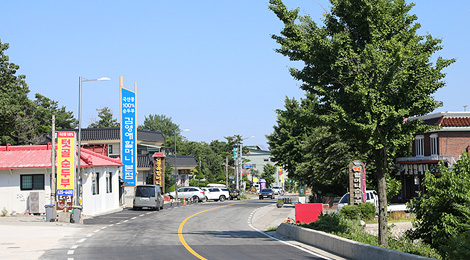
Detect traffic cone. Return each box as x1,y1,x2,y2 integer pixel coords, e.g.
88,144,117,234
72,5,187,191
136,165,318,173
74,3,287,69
183,198,186,206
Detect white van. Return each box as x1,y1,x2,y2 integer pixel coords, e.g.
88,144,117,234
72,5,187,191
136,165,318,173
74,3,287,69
337,190,378,212
133,185,165,211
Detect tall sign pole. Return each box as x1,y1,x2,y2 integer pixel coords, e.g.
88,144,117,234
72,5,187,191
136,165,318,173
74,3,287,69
120,77,137,205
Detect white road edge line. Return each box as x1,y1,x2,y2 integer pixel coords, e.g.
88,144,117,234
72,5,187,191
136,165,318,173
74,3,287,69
77,238,86,243
248,207,332,260
71,245,78,249
67,250,74,255
131,217,137,219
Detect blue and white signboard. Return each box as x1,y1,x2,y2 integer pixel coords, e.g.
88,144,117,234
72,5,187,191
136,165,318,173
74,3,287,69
121,86,136,186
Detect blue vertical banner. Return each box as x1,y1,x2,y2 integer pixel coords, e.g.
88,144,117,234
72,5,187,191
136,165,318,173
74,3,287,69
121,83,136,186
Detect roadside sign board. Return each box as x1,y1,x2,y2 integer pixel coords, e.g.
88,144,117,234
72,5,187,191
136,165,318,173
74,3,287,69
121,85,137,186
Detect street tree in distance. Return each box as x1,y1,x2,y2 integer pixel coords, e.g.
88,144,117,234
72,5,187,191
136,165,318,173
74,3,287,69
88,106,119,128
34,93,77,136
269,0,453,245
262,164,276,188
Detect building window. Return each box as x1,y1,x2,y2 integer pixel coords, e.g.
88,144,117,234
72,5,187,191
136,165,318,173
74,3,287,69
415,135,424,157
106,172,112,193
20,174,45,190
430,134,438,156
92,172,100,195
108,144,113,155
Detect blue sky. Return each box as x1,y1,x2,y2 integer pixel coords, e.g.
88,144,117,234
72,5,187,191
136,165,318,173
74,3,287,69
2,1,469,148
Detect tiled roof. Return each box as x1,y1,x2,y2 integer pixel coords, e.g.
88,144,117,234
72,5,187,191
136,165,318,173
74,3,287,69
437,117,470,127
0,144,122,169
42,128,165,143
166,155,198,167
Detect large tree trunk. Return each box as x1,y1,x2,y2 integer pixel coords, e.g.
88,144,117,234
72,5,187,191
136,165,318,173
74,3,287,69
376,148,388,246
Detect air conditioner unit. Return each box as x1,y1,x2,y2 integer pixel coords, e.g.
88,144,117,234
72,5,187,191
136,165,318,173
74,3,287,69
29,191,45,214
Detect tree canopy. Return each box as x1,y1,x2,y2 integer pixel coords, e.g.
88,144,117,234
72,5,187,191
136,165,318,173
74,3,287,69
88,106,119,128
269,0,453,245
0,41,36,145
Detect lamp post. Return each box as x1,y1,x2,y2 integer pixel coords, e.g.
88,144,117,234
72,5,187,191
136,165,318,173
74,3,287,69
174,128,190,203
77,76,110,207
236,136,254,190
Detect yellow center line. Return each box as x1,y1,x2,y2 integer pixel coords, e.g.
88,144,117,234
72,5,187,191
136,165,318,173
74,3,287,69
178,203,236,260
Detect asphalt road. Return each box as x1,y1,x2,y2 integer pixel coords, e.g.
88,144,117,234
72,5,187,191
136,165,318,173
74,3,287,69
40,200,333,260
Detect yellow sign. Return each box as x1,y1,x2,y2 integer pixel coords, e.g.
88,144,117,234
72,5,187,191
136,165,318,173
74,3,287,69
253,177,258,183
57,131,75,195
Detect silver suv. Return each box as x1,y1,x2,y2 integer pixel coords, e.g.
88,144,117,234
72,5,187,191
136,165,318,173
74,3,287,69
167,186,205,202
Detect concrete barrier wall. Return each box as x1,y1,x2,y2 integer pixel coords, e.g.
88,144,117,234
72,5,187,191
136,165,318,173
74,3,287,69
276,223,435,260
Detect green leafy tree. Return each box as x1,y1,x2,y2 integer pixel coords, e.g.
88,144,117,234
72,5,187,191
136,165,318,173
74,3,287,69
268,94,362,196
88,106,119,128
33,93,76,135
139,114,180,142
262,164,276,187
408,152,470,255
0,41,37,145
269,0,453,245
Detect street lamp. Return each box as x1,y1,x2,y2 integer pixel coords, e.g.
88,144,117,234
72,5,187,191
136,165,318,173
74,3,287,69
77,76,110,207
174,128,190,203
236,135,255,190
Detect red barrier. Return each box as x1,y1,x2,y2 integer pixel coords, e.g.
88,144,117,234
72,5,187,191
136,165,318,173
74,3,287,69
295,203,323,224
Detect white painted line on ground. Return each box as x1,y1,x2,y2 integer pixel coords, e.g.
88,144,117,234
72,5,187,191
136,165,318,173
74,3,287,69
146,212,152,215
123,219,128,222
68,258,74,260
116,222,121,225
109,224,114,227
86,233,94,237
94,229,100,233
131,217,137,220
139,214,145,217
248,207,332,260
67,250,74,255
71,245,78,249
77,238,86,243
101,226,107,230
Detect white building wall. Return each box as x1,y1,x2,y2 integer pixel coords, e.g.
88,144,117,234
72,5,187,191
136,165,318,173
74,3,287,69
0,169,52,215
81,166,120,216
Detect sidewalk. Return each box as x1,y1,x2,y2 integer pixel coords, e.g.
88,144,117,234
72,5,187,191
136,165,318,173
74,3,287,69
0,214,89,260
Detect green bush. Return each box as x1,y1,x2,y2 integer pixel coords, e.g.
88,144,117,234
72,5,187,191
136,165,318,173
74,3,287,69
407,152,470,254
301,213,441,258
300,212,349,233
357,202,376,220
340,205,360,220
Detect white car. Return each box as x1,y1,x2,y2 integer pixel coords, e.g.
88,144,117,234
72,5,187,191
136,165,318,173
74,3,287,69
205,187,230,202
337,190,378,212
167,187,205,202
272,186,284,195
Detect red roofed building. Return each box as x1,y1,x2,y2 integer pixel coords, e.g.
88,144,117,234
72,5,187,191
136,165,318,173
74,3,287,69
396,112,470,202
0,144,122,216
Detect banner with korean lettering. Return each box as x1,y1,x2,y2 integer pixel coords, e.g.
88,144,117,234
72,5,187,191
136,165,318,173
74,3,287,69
57,131,75,195
121,87,136,186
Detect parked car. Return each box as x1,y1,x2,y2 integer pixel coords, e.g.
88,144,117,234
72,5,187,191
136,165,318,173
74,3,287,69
271,186,284,195
229,189,241,200
259,188,274,199
337,190,378,212
167,186,205,202
205,187,229,202
133,185,164,211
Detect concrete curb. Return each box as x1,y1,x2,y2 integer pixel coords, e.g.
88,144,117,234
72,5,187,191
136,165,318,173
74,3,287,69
276,223,435,260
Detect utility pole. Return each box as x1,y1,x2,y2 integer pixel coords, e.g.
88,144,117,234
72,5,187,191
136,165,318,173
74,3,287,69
225,156,228,187
51,115,57,221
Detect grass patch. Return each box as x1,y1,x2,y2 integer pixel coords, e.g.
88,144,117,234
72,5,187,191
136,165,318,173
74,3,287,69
267,226,278,232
